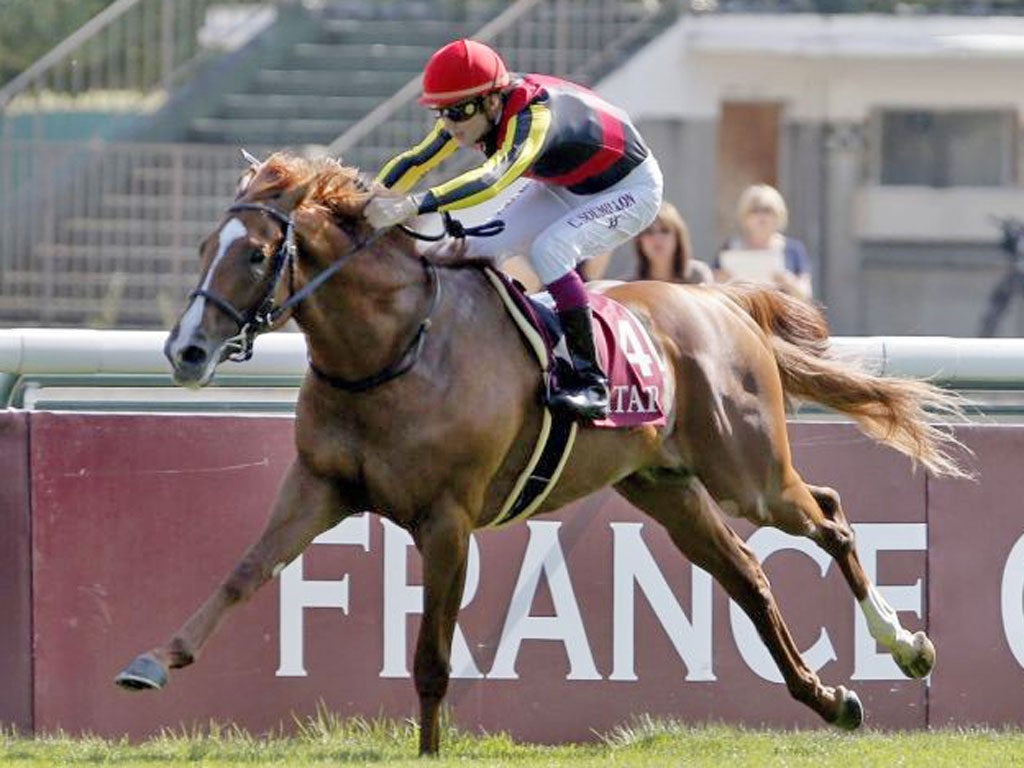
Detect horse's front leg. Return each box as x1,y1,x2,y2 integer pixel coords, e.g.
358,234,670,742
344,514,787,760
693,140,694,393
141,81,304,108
115,458,347,690
412,503,472,756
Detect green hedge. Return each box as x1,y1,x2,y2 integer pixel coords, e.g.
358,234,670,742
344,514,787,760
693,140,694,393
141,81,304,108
0,0,117,86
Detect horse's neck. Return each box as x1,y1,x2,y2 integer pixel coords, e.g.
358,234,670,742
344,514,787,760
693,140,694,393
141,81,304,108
297,242,433,382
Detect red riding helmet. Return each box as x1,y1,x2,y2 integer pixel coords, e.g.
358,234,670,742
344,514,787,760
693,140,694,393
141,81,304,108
418,39,510,108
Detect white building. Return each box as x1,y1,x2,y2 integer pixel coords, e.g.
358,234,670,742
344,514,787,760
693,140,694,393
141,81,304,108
598,13,1024,336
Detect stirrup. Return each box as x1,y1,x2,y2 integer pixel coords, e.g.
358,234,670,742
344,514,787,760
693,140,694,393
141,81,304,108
548,381,609,421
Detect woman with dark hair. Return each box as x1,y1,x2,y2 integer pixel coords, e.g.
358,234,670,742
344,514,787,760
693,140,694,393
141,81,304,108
634,201,713,284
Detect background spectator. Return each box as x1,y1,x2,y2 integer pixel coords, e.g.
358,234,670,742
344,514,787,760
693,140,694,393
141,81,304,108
502,252,611,290
578,252,612,281
634,202,713,284
714,184,812,300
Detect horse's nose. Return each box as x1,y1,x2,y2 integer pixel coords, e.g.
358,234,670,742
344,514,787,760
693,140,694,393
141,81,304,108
178,344,209,367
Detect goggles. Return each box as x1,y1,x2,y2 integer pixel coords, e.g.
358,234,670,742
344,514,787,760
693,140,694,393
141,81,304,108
435,98,485,123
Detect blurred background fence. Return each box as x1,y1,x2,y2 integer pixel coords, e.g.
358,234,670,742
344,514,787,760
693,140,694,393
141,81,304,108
4,0,1024,330
0,0,675,328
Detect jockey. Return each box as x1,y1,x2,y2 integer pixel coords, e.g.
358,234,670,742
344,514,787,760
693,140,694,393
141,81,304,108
364,39,663,421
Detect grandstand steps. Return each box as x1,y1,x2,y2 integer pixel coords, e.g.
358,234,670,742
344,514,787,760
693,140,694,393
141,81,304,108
9,152,246,326
290,43,439,71
100,194,227,218
220,94,380,121
125,166,247,195
185,1,490,148
59,218,216,242
190,116,434,148
28,243,193,265
251,68,411,93
318,18,470,41
3,266,192,287
0,293,188,322
190,116,359,146
0,0,677,327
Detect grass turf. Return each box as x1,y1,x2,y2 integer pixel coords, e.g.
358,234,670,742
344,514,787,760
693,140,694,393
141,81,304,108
3,714,1023,767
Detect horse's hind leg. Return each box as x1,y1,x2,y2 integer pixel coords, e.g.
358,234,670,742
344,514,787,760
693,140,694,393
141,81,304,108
616,473,863,729
115,458,346,690
780,480,935,679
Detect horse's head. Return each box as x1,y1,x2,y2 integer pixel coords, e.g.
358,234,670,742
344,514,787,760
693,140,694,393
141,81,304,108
165,153,318,387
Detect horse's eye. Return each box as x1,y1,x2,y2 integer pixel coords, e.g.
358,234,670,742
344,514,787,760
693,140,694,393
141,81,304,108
249,248,266,265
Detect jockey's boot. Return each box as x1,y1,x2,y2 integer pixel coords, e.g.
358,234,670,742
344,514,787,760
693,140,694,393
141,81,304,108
549,306,609,421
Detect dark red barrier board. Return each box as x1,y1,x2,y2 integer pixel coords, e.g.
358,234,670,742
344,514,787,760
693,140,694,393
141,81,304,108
0,412,31,732
927,425,1024,727
25,414,1021,741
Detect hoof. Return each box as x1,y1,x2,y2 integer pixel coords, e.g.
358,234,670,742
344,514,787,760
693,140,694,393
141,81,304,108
115,654,167,691
895,631,936,679
832,686,863,731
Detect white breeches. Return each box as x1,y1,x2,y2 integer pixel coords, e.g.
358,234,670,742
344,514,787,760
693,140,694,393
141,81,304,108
466,154,664,285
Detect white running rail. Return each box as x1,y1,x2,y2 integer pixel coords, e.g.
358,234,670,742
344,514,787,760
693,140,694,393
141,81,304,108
4,328,1024,386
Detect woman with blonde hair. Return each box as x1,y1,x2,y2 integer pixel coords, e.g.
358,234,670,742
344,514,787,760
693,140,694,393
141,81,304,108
634,201,713,284
714,184,813,299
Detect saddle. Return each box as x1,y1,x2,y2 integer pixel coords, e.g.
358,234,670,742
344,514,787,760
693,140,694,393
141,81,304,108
483,268,668,429
481,267,668,528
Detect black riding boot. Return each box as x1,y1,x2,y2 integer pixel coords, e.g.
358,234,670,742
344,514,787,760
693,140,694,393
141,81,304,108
549,306,609,421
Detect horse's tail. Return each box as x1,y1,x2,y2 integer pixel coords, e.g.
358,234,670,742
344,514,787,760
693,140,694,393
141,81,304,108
720,283,971,478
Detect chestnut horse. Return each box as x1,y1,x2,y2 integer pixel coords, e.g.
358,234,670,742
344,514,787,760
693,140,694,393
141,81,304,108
116,153,966,755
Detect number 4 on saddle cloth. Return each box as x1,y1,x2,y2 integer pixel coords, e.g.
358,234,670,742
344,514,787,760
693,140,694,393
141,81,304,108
481,268,668,528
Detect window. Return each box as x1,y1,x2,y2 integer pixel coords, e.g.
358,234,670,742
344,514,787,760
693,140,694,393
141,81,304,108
878,109,1016,187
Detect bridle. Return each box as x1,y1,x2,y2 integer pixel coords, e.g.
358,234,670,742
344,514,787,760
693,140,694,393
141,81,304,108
190,201,500,392
189,202,301,363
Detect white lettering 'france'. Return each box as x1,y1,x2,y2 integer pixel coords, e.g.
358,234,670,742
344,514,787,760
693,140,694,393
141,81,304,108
379,520,483,680
489,521,600,680
730,528,837,683
177,218,248,339
276,515,371,677
851,523,926,680
1001,532,1024,670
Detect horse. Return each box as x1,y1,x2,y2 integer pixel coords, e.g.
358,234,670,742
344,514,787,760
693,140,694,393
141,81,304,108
115,152,967,755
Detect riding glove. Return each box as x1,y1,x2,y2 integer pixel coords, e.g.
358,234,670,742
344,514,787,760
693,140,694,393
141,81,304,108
364,195,419,230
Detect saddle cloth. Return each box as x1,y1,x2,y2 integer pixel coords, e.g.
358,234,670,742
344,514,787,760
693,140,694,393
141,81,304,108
484,268,668,429
481,268,668,528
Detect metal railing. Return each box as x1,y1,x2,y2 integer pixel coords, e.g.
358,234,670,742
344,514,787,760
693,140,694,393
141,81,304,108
0,0,679,328
699,0,1024,12
0,0,283,327
2,0,1021,333
4,330,1024,415
0,0,277,133
329,0,679,169
0,140,272,328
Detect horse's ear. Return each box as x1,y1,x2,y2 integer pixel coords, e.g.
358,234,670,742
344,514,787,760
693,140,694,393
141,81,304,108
234,149,263,198
274,175,315,213
240,148,261,170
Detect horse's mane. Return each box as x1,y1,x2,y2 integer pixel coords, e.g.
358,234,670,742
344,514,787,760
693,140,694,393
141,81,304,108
243,151,500,272
243,151,373,220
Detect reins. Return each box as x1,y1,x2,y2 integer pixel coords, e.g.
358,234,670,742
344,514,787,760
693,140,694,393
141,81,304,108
398,212,505,242
307,255,441,392
196,203,502,392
